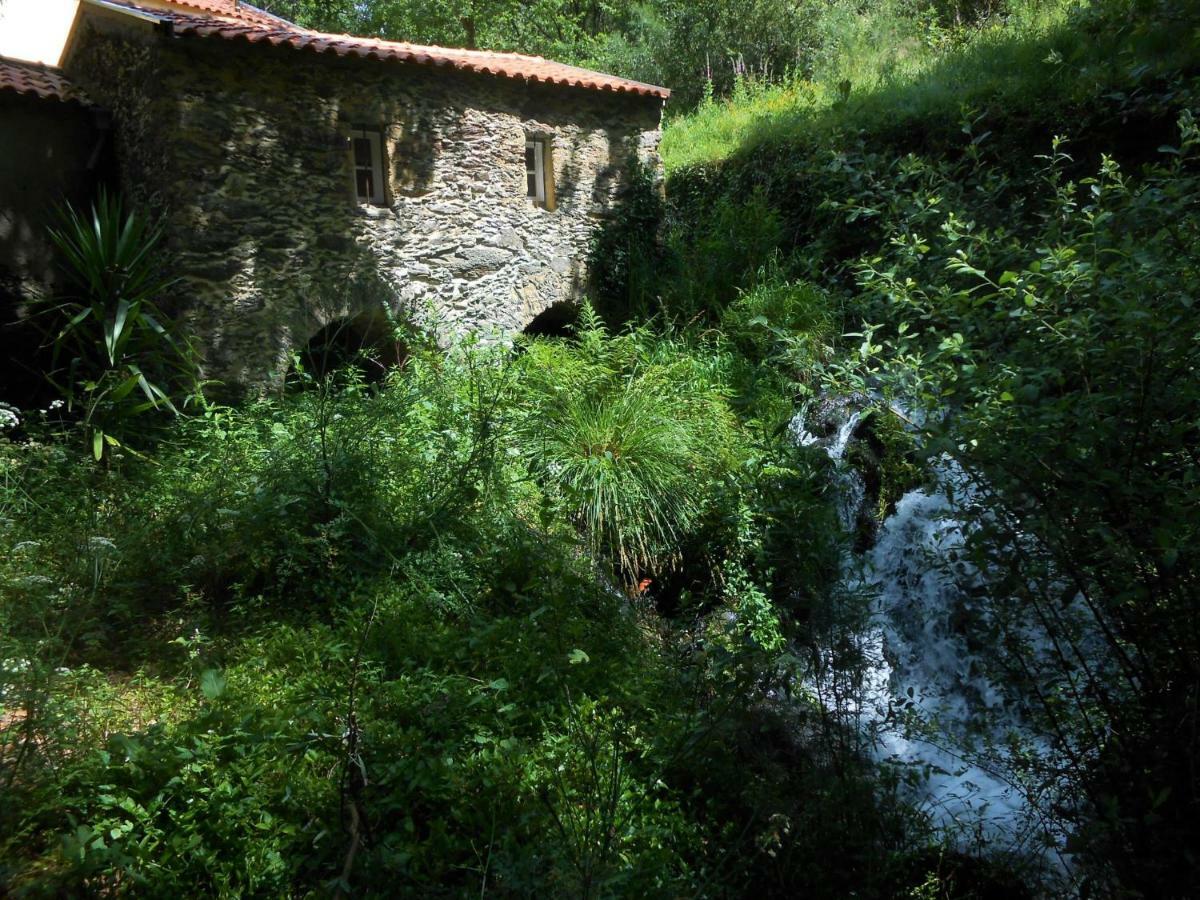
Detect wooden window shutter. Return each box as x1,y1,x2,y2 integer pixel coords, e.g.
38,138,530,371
543,139,556,211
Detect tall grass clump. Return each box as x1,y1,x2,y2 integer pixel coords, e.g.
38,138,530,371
515,306,738,581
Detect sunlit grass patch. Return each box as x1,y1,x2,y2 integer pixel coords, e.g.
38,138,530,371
662,0,1198,171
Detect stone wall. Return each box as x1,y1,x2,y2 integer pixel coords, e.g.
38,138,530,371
68,24,664,384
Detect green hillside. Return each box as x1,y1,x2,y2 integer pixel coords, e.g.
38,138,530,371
663,0,1196,170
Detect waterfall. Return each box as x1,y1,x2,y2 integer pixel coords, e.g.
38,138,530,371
792,401,1071,877
790,405,865,532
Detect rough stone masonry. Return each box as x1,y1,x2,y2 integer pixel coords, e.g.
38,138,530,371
67,18,664,384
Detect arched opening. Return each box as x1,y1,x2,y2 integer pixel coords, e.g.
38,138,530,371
291,307,407,387
523,301,578,339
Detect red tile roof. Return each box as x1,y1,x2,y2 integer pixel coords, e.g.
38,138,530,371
91,0,670,99
0,55,86,104
144,0,294,29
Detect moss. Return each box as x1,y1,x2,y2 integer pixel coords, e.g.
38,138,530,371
870,408,925,521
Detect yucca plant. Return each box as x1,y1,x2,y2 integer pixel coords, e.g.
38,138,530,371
43,189,197,459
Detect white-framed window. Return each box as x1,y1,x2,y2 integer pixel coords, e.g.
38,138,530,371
351,127,386,206
525,136,552,207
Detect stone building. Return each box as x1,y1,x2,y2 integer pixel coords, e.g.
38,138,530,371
0,0,668,384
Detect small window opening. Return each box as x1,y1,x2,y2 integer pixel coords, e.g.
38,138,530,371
351,127,386,206
525,136,554,208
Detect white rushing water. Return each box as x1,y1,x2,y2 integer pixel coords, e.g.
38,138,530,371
793,401,1069,873
789,408,865,532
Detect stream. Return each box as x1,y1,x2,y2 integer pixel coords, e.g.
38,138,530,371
792,400,1072,881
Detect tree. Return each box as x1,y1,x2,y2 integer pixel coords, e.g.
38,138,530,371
259,0,820,108
263,0,629,56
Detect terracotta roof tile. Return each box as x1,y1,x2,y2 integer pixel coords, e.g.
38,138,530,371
94,0,670,99
147,0,294,29
0,55,86,104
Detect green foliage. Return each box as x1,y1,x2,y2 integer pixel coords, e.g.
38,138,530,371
662,191,785,323
0,317,899,895
15,2,1199,895
593,0,825,108
649,1,1200,891
515,307,738,581
41,189,199,459
706,264,843,433
662,0,1200,170
721,270,834,366
840,114,1200,893
264,0,634,58
587,161,666,325
266,0,909,110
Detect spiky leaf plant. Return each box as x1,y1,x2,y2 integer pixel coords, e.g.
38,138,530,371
43,189,197,459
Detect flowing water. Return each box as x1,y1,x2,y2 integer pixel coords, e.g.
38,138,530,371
792,401,1070,875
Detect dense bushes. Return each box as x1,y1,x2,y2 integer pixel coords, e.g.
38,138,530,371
653,0,1200,888
269,0,1046,112
3,315,927,895
515,308,738,581
8,0,1198,894
842,116,1200,895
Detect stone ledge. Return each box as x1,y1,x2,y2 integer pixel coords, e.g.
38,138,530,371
354,205,398,220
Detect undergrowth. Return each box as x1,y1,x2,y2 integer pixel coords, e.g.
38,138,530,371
5,0,1199,895
598,0,1200,892
1,320,937,896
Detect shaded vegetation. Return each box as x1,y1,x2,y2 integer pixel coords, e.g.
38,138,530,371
2,318,930,896
636,0,1200,893
4,0,1200,896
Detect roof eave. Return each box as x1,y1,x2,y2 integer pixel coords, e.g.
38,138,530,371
62,0,172,71
66,0,671,101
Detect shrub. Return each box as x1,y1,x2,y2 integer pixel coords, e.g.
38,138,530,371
515,307,739,581
41,189,199,460
837,113,1200,894
661,191,785,323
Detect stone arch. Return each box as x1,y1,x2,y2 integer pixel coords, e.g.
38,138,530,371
293,306,407,385
522,300,578,339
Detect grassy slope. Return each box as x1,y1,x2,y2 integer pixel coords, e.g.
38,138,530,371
662,0,1199,173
